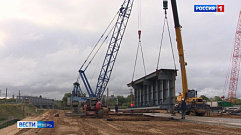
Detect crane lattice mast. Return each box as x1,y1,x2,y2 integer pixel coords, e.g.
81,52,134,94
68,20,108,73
95,0,134,99
228,11,241,104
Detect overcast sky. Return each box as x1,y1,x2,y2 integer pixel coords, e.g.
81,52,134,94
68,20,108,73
0,0,241,100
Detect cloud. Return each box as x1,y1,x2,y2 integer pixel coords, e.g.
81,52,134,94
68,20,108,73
0,0,241,100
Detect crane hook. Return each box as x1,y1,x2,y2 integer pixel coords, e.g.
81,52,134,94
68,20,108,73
138,30,141,41
163,0,168,15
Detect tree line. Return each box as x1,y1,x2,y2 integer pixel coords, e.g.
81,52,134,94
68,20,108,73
61,93,134,107
62,93,241,106
200,95,241,105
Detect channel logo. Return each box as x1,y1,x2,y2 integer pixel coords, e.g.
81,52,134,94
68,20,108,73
194,5,224,12
17,121,54,128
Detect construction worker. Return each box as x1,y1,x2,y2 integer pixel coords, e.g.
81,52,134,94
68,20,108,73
115,103,118,114
130,101,134,114
181,98,187,119
131,101,134,107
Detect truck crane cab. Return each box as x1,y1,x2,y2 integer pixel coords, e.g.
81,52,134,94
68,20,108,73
176,90,210,116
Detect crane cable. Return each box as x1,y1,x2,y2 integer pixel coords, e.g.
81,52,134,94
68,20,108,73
156,7,176,70
132,0,147,82
89,40,108,83
77,11,119,82
80,11,119,71
83,23,116,71
132,40,140,82
222,52,233,98
166,13,177,70
77,24,116,82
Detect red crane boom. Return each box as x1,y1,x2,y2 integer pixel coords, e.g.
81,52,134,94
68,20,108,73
227,11,241,104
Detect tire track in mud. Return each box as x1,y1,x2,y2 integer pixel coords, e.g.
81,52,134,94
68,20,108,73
84,119,164,135
105,121,169,135
2,110,241,135
15,110,58,135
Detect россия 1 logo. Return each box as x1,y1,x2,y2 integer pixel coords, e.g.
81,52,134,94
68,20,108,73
194,5,224,12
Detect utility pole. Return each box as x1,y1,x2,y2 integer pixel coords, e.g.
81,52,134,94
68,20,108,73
19,90,21,103
5,88,7,104
6,88,7,99
107,88,109,109
23,103,25,118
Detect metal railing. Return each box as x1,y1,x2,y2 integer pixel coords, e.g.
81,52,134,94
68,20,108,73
0,119,19,129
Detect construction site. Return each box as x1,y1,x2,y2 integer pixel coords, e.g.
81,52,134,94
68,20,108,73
0,109,241,134
0,0,241,134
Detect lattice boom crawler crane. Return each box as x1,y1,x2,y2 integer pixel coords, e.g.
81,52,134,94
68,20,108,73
67,0,134,118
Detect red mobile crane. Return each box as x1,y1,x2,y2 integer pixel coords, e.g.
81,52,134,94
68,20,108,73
222,11,241,104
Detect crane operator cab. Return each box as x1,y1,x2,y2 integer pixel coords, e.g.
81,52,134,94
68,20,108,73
176,90,210,116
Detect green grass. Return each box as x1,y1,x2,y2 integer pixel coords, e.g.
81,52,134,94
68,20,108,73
0,104,43,123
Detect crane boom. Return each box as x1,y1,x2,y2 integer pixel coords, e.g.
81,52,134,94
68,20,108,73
170,0,188,99
77,0,134,99
95,0,134,99
68,0,134,116
227,11,241,104
169,0,210,116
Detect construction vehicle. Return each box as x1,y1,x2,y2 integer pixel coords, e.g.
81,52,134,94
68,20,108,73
176,90,210,116
73,97,103,118
66,0,134,118
167,0,210,116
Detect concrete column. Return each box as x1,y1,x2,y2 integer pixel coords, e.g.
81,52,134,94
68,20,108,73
150,84,153,106
135,88,138,107
169,79,175,105
137,88,140,106
146,86,148,106
139,87,142,107
161,80,164,104
167,80,170,97
142,86,145,106
155,79,158,105
148,85,151,106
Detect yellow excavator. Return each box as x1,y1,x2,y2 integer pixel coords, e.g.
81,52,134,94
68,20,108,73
167,0,210,116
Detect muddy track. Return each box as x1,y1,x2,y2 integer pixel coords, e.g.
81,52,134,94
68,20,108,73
0,110,241,135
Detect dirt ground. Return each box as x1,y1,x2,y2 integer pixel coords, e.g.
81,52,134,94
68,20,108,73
1,109,241,135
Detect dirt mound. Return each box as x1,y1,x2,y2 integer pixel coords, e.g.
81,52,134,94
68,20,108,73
0,110,241,135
